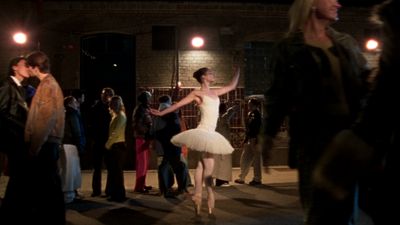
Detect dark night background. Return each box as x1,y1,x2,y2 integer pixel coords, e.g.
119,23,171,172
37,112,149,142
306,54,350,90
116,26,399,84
37,0,384,7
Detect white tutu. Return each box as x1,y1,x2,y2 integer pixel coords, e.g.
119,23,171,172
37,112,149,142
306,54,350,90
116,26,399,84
171,127,234,154
171,95,234,155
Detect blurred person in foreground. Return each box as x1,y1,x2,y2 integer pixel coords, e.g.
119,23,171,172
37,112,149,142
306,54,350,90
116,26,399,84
313,1,400,225
260,0,370,224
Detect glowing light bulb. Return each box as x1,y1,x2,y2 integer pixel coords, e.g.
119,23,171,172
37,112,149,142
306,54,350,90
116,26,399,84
191,37,204,48
13,32,27,44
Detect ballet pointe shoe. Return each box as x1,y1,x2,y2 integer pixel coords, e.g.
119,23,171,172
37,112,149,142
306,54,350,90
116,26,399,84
207,194,215,216
208,207,213,215
191,194,202,216
208,203,216,220
204,176,215,215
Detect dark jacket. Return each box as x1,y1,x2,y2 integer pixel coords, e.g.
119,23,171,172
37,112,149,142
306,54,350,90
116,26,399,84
0,76,28,152
156,111,181,157
63,106,86,154
132,103,152,139
244,109,262,143
264,28,369,161
88,99,111,144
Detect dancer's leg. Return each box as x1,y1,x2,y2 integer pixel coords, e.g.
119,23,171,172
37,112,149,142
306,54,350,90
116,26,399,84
192,159,204,215
203,153,215,214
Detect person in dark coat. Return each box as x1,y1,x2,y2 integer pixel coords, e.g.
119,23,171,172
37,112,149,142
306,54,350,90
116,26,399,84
235,98,262,185
313,1,400,225
260,0,370,224
0,56,30,223
88,87,114,197
155,95,188,197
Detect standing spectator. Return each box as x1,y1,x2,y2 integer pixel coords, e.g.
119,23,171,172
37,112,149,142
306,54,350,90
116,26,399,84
71,89,87,149
151,66,240,216
260,0,370,224
132,91,153,193
155,95,188,197
152,95,173,196
60,96,86,203
235,98,262,185
24,51,66,225
88,87,114,197
71,89,88,163
0,56,30,223
214,101,239,187
104,95,127,202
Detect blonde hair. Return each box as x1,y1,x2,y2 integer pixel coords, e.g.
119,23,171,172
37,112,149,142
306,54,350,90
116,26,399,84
287,0,315,36
110,95,125,114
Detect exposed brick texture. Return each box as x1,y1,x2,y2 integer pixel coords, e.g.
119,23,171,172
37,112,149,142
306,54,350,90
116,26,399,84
0,1,380,168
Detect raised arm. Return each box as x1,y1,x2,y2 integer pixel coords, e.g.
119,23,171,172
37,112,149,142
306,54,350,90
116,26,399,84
151,91,197,117
214,66,240,96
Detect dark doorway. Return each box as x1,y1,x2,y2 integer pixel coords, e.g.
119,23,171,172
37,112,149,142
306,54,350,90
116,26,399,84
80,33,136,169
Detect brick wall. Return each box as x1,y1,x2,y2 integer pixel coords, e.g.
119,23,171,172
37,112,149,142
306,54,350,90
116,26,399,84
0,0,380,168
1,1,377,84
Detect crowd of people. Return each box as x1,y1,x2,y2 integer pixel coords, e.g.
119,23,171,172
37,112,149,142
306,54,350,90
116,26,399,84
0,52,244,222
0,0,397,224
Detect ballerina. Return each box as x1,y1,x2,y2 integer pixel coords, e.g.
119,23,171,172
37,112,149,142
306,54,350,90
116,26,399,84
151,66,240,216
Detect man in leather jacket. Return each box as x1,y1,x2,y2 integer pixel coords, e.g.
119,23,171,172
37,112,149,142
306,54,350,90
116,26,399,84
0,56,29,154
0,56,30,223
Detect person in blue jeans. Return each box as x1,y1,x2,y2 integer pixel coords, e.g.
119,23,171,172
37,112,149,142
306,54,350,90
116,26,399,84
154,95,188,197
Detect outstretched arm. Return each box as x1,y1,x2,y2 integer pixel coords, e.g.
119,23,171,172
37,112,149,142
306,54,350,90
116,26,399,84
151,91,197,116
214,66,240,96
224,104,239,121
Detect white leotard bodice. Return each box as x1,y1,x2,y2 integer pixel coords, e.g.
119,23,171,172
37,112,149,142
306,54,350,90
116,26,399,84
197,95,220,131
